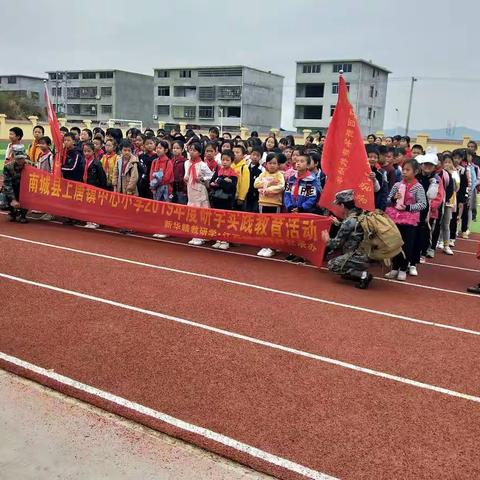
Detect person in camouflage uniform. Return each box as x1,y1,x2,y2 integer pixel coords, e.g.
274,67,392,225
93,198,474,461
325,189,373,289
3,147,30,223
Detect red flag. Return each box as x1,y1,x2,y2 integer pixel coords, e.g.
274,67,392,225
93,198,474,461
318,75,375,217
44,82,64,176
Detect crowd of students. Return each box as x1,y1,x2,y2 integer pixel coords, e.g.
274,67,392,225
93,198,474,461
2,124,479,289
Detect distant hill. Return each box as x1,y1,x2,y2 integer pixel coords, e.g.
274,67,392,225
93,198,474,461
384,126,480,140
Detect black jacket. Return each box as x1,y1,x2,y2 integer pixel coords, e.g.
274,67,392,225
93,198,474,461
61,148,84,182
209,171,238,210
85,159,107,189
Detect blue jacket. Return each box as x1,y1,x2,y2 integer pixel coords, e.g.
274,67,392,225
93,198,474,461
284,172,321,212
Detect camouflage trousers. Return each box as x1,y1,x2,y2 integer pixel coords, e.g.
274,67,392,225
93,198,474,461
327,250,369,274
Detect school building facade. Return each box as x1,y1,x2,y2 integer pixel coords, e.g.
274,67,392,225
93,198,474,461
45,70,154,126
153,66,284,131
294,59,390,136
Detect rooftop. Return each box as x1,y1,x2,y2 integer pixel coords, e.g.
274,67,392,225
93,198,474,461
153,65,284,78
44,69,153,78
0,74,46,80
297,59,391,74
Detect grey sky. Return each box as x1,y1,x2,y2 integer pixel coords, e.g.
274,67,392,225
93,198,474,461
2,0,478,132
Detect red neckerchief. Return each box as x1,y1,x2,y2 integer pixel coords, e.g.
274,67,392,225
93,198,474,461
121,157,130,175
83,154,95,182
293,172,309,198
205,157,218,173
218,166,238,177
150,155,169,181
94,149,105,161
188,158,202,184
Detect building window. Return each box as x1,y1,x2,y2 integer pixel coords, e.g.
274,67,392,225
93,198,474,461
198,68,242,77
217,86,242,100
157,105,170,116
157,86,170,96
81,104,97,116
52,87,62,97
369,85,374,98
66,72,79,79
157,70,170,78
333,63,352,73
302,64,321,74
80,86,98,98
67,87,80,99
179,70,192,78
332,82,350,94
99,71,113,79
368,107,372,120
219,106,241,118
198,86,215,100
82,72,96,79
373,110,376,118
372,68,376,78
67,104,81,115
31,92,40,101
303,105,323,119
7,76,16,84
301,83,324,98
199,106,214,119
330,105,336,117
49,72,63,80
172,105,196,119
101,105,112,114
173,86,196,98
100,86,112,96
375,89,378,97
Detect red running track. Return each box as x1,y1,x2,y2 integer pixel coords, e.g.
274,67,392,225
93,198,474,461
1,218,480,479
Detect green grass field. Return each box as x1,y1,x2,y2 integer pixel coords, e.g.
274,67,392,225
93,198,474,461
0,141,6,171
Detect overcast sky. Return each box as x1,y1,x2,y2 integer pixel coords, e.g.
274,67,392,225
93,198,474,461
2,0,478,133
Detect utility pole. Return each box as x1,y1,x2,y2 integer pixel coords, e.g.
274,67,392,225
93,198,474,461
405,76,417,136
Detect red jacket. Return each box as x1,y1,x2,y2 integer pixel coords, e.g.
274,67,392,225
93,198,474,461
150,155,174,191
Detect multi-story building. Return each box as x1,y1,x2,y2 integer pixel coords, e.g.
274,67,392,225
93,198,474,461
45,70,153,125
153,65,283,131
0,74,46,109
294,59,390,135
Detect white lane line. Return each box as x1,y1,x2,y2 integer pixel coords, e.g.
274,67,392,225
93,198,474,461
1,234,480,336
452,249,475,255
0,352,335,480
422,262,480,273
2,272,480,405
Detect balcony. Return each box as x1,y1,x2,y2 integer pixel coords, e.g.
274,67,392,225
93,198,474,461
293,119,326,129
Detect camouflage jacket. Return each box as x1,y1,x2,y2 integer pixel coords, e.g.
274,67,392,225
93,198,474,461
328,208,365,253
2,161,30,200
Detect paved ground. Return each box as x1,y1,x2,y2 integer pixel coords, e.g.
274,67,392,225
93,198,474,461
0,369,272,480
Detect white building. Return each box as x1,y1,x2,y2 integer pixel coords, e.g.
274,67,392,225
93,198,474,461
153,66,283,131
294,59,391,135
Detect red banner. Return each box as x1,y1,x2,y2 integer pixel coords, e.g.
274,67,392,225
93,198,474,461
318,75,375,218
20,167,331,266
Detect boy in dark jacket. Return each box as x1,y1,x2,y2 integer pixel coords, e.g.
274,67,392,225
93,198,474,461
3,149,30,223
61,132,84,182
245,147,263,212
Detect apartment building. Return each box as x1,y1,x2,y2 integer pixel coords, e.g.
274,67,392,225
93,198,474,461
153,65,283,131
46,70,153,125
294,59,390,135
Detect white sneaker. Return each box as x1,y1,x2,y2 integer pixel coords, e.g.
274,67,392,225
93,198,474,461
257,248,267,257
153,234,169,239
218,242,230,250
84,222,99,229
426,248,435,258
397,271,407,281
419,256,426,264
188,238,202,245
212,241,222,249
449,239,455,247
443,246,454,255
262,248,275,258
384,270,399,279
408,266,418,276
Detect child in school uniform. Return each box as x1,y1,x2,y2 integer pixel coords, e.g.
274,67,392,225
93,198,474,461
184,142,213,246
28,125,45,165
232,145,250,211
100,139,118,191
245,147,263,213
210,150,238,251
171,140,187,205
254,152,285,258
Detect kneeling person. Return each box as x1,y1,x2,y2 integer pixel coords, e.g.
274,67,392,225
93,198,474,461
3,148,30,223
326,189,372,289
